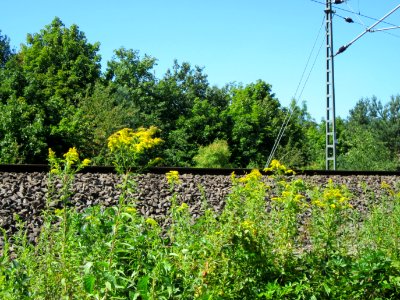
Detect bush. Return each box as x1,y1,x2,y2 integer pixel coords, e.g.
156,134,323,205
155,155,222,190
193,139,231,168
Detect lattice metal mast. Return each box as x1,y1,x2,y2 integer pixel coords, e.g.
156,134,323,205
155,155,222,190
323,1,400,170
325,0,338,170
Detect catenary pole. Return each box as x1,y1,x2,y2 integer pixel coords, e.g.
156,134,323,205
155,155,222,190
325,0,337,170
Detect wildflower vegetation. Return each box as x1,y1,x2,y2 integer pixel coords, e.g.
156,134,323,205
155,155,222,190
1,144,400,298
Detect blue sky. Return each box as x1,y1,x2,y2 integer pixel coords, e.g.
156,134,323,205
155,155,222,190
1,0,399,121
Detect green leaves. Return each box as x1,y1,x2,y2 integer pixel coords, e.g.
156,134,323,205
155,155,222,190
3,165,400,298
0,18,101,163
0,30,14,68
83,274,95,294
227,80,283,167
193,139,231,168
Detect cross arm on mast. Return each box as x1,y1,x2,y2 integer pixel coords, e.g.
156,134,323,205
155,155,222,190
335,4,400,56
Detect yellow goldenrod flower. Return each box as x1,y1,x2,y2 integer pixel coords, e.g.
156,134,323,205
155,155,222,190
108,127,163,154
166,170,181,186
125,207,137,214
64,147,79,164
177,202,189,212
82,158,91,167
48,148,56,160
230,171,236,182
145,217,158,227
294,194,305,202
239,169,262,183
50,168,60,175
264,159,295,175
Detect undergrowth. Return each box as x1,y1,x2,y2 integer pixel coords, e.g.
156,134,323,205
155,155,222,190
1,137,400,299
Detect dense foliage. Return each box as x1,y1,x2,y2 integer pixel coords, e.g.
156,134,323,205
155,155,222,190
0,18,400,170
1,149,400,299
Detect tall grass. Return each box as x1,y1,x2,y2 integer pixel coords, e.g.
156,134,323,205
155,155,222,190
1,153,400,299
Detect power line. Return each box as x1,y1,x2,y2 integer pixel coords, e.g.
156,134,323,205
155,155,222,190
334,12,400,38
345,0,365,26
370,25,400,32
265,16,325,168
335,4,400,56
310,0,399,28
335,13,364,26
334,13,400,38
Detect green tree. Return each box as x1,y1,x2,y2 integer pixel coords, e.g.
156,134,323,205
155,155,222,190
346,95,400,170
338,126,396,170
156,61,212,165
302,120,325,169
105,47,158,128
78,83,133,163
164,86,230,166
0,30,13,68
0,17,101,162
226,80,283,168
0,97,46,163
19,17,101,104
273,101,315,168
156,61,209,132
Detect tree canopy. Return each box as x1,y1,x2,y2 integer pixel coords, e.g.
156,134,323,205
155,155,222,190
0,17,399,170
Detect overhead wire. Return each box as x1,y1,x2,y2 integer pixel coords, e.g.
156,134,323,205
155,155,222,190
334,13,365,27
310,0,399,27
334,12,400,39
335,3,400,55
346,0,365,26
265,16,325,168
267,1,400,168
312,1,400,39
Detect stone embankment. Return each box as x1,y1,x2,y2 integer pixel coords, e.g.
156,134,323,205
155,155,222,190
0,171,399,244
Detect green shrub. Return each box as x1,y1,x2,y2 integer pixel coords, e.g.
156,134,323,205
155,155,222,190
193,139,231,168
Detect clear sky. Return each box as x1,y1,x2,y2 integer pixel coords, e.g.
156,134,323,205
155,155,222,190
1,0,399,121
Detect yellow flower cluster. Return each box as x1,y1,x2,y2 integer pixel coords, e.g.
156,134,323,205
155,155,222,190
48,147,91,174
64,147,79,164
381,181,395,196
48,148,56,160
271,179,307,207
166,170,181,186
177,202,189,212
241,219,257,236
107,127,163,154
264,159,295,175
145,217,158,227
125,207,137,214
82,159,91,167
312,179,352,210
238,169,263,183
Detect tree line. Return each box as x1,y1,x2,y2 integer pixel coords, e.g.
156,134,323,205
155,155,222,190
0,18,399,170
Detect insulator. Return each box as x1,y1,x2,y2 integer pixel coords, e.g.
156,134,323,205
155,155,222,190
345,17,354,23
336,45,348,55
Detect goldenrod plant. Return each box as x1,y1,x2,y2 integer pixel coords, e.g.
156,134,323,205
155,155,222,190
264,159,295,176
2,153,400,299
107,127,163,174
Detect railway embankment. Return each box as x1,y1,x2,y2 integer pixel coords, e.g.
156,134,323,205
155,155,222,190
1,169,399,245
